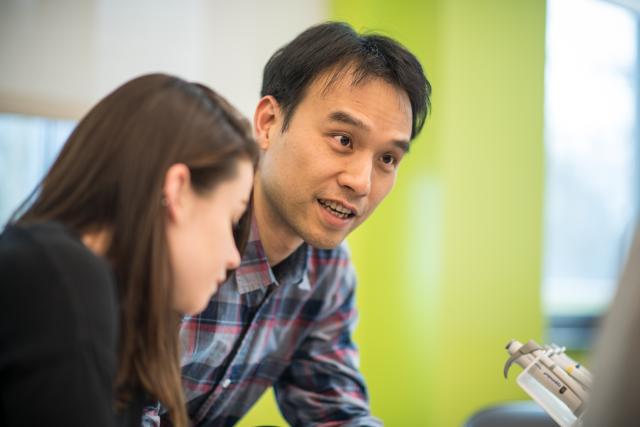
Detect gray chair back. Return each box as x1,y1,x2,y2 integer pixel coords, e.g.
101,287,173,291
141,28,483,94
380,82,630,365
463,401,557,427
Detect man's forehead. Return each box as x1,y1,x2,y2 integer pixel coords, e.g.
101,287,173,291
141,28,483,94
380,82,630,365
289,65,412,140
305,67,410,114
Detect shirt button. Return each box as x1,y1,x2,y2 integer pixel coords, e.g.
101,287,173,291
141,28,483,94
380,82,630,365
221,378,231,388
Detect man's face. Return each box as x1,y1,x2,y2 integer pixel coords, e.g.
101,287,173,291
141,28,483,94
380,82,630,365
256,70,412,249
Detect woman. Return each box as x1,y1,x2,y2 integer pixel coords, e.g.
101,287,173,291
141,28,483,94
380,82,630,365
0,74,258,426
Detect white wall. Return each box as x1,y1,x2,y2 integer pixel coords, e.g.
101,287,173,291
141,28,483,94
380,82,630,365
0,0,328,119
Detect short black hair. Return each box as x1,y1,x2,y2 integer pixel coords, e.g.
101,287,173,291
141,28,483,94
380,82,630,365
261,21,431,140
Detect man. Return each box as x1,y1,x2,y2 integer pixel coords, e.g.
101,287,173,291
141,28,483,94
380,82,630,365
147,21,430,426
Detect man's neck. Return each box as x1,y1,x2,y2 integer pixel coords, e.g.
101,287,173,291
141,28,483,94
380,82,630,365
253,180,304,266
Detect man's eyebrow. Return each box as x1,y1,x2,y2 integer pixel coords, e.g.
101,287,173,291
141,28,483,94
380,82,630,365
329,110,410,153
328,111,370,131
394,140,410,154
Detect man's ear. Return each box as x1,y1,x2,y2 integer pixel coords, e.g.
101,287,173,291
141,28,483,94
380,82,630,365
163,163,191,223
253,95,281,151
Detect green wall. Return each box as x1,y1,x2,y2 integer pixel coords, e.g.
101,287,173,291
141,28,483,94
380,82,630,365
239,1,547,425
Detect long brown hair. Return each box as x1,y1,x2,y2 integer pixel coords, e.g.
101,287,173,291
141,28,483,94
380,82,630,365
13,74,258,426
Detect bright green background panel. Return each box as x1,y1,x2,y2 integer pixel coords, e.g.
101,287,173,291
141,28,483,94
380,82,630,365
430,1,547,425
333,0,547,426
239,1,546,425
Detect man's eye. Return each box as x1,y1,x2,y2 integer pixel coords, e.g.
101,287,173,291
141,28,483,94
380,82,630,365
381,154,397,166
334,135,352,148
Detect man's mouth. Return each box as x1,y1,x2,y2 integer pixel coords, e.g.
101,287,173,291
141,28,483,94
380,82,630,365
318,198,356,219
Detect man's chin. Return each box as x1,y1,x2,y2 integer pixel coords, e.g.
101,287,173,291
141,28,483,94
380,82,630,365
302,231,346,250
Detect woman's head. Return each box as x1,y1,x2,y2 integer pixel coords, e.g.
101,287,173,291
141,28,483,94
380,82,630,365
16,73,258,426
164,159,253,315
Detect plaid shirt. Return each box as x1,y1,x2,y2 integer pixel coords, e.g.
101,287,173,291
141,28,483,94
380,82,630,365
143,220,381,427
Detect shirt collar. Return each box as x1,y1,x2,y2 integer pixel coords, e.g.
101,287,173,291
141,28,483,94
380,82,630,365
233,217,311,294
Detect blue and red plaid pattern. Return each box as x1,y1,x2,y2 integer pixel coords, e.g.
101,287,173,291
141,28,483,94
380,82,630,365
143,220,381,427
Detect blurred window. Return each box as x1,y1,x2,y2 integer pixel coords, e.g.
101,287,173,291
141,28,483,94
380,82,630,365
0,113,75,227
543,0,640,348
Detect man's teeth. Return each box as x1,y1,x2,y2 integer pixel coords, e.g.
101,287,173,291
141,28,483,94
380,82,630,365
320,199,353,218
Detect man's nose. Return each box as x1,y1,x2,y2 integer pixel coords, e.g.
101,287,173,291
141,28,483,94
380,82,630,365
337,155,372,197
